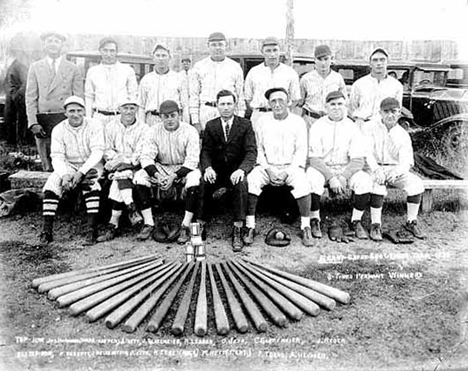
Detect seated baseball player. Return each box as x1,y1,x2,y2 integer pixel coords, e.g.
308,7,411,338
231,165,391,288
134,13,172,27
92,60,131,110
40,96,105,246
363,97,425,241
306,90,372,239
244,87,314,247
97,98,148,243
196,89,257,252
133,100,201,244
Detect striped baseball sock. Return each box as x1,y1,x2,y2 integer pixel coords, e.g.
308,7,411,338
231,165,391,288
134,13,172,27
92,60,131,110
84,191,100,215
42,191,59,233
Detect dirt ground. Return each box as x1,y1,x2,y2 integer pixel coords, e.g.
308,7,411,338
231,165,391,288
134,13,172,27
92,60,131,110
0,188,468,371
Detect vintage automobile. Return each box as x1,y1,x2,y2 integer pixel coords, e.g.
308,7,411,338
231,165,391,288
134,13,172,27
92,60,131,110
445,60,468,88
333,60,468,157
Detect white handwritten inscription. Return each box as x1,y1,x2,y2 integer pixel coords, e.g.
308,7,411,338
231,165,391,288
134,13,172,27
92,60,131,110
327,271,423,281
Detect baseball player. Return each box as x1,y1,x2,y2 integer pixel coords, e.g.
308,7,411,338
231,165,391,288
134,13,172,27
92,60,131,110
363,97,425,241
96,98,148,243
306,90,372,239
133,100,201,244
244,87,313,247
40,96,104,246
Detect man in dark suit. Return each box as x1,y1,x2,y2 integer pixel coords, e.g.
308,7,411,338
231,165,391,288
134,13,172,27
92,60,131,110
26,31,84,171
197,89,257,251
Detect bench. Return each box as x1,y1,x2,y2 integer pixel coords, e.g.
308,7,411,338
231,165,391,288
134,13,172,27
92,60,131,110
6,171,468,213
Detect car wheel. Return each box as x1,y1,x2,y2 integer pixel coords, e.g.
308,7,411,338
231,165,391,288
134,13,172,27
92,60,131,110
442,120,468,158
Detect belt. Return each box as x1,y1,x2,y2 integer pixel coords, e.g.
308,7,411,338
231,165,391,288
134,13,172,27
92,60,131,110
303,109,324,119
96,109,119,116
148,110,160,116
204,102,217,108
256,107,272,112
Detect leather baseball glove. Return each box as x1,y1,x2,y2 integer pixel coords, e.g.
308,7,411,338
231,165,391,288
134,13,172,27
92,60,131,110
328,225,354,243
265,228,291,247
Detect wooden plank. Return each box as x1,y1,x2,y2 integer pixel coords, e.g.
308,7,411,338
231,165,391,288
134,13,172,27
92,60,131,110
8,170,50,189
422,179,468,189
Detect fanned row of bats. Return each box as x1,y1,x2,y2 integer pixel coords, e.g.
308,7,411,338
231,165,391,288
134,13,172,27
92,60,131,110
32,254,350,336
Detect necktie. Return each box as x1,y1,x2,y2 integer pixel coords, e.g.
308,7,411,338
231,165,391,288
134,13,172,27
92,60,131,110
225,122,231,140
51,59,56,78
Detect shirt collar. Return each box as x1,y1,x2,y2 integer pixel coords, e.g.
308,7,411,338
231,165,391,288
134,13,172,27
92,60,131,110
46,55,62,66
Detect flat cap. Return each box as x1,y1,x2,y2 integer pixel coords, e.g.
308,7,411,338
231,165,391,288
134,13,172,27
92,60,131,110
370,47,389,58
208,32,226,42
40,31,66,42
159,100,180,114
325,90,345,103
119,97,139,107
262,37,279,48
64,96,85,109
152,43,170,54
380,97,400,110
314,44,332,59
265,87,288,100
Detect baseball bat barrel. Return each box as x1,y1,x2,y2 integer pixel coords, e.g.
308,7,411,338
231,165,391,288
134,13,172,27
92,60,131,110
215,263,248,333
227,261,287,327
145,263,195,333
109,262,183,330
237,261,320,317
207,263,229,335
231,260,303,321
47,259,162,299
222,262,268,332
32,254,160,288
194,261,208,337
171,262,200,336
243,262,336,310
85,262,178,323
245,260,350,304
67,262,173,315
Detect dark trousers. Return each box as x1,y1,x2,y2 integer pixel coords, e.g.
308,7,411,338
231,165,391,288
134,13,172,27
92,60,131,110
198,175,248,222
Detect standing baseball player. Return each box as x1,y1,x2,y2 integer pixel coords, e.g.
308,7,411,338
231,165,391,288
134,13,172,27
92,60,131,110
133,100,201,244
363,97,425,241
96,98,148,242
138,43,189,126
300,44,347,128
306,90,372,239
197,89,257,251
244,87,313,247
189,32,245,134
40,96,104,246
85,37,138,126
244,37,301,130
349,47,403,130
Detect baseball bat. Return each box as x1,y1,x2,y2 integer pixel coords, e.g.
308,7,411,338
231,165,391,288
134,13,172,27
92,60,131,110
171,262,200,336
231,260,303,321
145,262,195,333
194,261,208,337
227,260,287,327
215,263,248,333
243,261,336,311
237,261,320,317
32,254,160,288
222,262,268,332
85,262,178,323
207,263,230,335
67,262,173,315
245,259,350,304
108,262,183,330
47,259,163,299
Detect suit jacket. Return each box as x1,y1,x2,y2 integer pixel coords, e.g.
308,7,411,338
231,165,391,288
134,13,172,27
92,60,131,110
200,115,257,177
25,57,84,127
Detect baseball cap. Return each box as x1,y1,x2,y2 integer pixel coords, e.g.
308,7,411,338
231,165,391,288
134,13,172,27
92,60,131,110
325,90,345,103
208,32,226,42
314,45,332,59
370,47,389,58
262,37,279,48
380,97,400,110
41,31,66,42
152,43,170,54
63,96,85,109
265,87,288,100
119,97,139,107
159,100,180,114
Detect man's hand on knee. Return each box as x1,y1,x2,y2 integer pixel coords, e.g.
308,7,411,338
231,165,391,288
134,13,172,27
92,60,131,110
230,169,244,185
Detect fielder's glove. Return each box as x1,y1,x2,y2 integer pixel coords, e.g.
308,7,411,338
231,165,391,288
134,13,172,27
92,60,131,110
383,228,414,244
264,228,291,247
80,168,99,191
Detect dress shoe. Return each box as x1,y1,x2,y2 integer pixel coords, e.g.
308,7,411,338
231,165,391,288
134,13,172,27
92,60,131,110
39,231,53,245
301,226,314,247
369,223,383,241
232,226,243,252
243,228,255,245
83,228,97,246
404,220,425,239
137,224,154,241
177,225,191,244
310,218,322,238
352,220,369,239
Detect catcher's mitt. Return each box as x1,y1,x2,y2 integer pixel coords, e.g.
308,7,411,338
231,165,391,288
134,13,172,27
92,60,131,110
328,225,354,243
265,228,291,247
80,168,99,191
383,228,414,244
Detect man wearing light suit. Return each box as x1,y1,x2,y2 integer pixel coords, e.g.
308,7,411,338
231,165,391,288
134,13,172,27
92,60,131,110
26,31,84,171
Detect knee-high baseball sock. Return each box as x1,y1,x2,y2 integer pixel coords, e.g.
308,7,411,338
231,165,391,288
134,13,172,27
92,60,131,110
407,194,422,222
310,193,321,220
182,211,194,227
296,195,311,229
246,194,258,228
370,194,384,225
42,190,59,233
140,208,154,226
352,193,369,221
